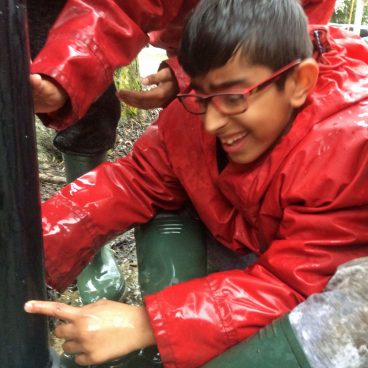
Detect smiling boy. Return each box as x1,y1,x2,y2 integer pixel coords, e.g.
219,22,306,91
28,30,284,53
178,57,305,164
25,0,368,367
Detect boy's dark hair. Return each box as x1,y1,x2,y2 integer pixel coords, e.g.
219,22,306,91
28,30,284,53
178,0,312,78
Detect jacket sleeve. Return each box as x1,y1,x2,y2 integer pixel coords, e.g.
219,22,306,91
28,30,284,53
159,56,190,93
144,115,368,368
42,118,188,291
30,0,191,130
302,0,336,24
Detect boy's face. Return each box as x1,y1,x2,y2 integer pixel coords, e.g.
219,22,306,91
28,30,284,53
190,52,296,164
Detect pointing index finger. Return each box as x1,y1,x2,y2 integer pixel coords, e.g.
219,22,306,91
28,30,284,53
24,300,80,322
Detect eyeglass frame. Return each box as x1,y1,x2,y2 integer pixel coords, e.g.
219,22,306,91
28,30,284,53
177,59,302,115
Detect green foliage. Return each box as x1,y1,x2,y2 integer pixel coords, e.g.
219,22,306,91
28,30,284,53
114,59,142,119
331,0,368,25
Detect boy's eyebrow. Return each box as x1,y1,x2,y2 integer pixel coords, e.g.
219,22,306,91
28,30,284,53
190,78,251,93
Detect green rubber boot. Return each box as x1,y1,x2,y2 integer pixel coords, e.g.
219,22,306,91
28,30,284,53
59,354,80,368
62,152,107,184
61,152,126,304
93,210,208,368
60,152,126,368
135,211,208,295
76,245,125,304
202,313,311,368
122,211,207,367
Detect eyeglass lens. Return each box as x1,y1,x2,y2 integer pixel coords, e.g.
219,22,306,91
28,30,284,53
180,94,247,115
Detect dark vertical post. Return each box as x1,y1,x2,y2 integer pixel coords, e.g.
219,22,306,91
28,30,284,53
0,0,56,367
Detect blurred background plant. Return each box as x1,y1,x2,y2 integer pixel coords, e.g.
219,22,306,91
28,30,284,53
332,0,367,24
114,59,142,119
331,0,368,40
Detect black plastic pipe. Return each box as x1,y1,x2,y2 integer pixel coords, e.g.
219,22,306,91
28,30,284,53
0,1,57,367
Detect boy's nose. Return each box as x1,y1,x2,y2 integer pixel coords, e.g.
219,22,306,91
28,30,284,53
203,103,228,134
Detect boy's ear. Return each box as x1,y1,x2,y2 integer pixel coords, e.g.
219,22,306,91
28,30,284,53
287,58,319,108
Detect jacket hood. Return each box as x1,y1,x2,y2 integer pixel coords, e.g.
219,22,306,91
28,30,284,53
306,25,368,124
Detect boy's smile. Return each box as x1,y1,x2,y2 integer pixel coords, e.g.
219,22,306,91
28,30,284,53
190,52,297,164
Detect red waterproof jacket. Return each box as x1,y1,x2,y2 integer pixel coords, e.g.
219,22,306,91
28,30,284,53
42,27,368,367
30,0,336,129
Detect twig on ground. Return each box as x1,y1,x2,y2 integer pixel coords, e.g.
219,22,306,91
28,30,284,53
39,173,66,184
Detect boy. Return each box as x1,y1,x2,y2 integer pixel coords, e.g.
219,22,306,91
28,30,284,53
25,0,368,367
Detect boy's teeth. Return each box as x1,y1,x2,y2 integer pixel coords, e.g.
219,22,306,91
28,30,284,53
224,133,245,145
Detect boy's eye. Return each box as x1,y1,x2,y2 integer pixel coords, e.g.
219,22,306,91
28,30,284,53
195,96,207,107
221,94,245,106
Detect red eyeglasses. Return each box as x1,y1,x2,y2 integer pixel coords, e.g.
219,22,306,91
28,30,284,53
177,59,301,115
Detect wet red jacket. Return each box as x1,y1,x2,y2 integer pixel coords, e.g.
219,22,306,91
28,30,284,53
30,0,336,129
42,27,368,367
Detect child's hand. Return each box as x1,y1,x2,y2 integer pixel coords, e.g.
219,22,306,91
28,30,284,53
30,74,68,113
117,67,178,109
24,299,155,366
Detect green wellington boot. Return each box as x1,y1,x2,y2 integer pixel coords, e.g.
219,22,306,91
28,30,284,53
202,313,311,368
62,152,126,304
76,245,126,304
135,211,208,295
86,210,208,368
60,152,126,368
62,152,107,184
